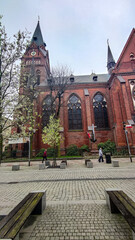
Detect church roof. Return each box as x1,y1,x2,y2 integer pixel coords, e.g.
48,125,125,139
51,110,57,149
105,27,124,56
40,73,109,86
31,21,46,47
74,73,109,84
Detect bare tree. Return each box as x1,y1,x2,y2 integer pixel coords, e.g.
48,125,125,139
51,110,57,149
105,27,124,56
47,65,74,118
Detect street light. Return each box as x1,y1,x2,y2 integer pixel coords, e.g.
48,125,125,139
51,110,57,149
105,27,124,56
28,129,36,166
123,122,132,163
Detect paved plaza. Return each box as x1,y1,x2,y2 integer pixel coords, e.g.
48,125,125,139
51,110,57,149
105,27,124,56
0,158,135,239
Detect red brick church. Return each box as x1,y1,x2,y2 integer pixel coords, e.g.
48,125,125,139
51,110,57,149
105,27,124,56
17,22,135,156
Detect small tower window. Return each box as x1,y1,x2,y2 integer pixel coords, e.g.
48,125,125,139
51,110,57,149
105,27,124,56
93,76,98,81
130,52,135,61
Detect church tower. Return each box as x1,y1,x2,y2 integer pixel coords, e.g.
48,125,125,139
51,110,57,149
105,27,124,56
21,21,50,88
107,41,115,74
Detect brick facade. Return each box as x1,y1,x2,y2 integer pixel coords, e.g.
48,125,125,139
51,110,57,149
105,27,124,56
16,24,135,156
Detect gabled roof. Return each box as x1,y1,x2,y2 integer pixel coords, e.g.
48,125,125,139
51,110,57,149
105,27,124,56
31,21,46,47
74,73,109,84
115,28,135,68
40,73,109,86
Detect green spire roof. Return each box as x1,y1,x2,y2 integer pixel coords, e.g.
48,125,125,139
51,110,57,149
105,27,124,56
31,21,46,47
107,41,115,73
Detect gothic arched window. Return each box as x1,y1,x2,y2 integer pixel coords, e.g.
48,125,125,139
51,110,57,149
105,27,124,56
36,70,40,85
68,94,82,130
42,95,55,128
93,92,109,129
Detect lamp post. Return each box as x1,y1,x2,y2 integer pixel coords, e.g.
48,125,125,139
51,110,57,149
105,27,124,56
0,33,2,164
123,122,132,163
28,132,31,166
124,129,132,163
28,129,36,166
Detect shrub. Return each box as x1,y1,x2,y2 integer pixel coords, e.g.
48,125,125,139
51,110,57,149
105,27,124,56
80,145,89,152
36,148,45,157
98,140,116,155
114,148,128,156
12,149,16,158
66,145,79,156
47,147,56,157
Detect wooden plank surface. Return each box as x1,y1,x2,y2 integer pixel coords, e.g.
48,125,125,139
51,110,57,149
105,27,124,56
0,192,44,239
107,190,135,232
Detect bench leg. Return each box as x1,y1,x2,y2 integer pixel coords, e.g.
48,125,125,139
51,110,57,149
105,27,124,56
133,230,135,240
31,191,46,215
14,233,19,240
105,189,120,213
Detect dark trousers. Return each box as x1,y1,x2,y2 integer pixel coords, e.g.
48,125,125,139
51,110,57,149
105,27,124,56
98,156,104,162
42,156,47,163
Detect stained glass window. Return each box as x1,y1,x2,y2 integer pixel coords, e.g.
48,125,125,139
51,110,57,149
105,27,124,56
93,92,109,129
42,95,55,127
68,95,82,130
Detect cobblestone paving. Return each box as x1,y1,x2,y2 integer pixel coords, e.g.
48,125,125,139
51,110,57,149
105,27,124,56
0,158,134,239
28,204,132,240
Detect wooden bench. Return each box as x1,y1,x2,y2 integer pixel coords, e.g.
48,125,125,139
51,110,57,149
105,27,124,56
105,189,135,240
0,190,46,240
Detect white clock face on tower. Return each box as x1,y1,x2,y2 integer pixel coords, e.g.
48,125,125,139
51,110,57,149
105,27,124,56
31,50,36,56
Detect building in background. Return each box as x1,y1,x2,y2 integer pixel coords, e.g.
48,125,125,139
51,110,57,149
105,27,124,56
15,22,135,156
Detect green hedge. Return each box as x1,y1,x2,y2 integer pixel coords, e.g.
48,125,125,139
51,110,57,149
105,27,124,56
98,140,116,155
80,144,89,152
66,145,79,156
36,148,45,157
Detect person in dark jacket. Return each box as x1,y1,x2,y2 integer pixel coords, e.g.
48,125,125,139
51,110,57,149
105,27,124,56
42,149,47,163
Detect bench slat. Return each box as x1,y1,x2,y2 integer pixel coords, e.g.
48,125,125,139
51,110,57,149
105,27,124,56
0,193,32,231
6,193,44,239
0,193,44,239
119,191,135,212
107,190,135,232
113,191,135,217
0,193,37,238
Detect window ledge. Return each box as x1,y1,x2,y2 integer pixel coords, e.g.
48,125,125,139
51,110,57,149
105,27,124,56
68,129,83,132
96,128,110,131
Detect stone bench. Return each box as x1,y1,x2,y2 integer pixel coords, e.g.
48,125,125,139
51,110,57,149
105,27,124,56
12,165,20,171
0,191,46,240
105,189,135,240
60,162,66,169
61,160,67,165
45,160,51,167
85,159,91,165
87,161,93,168
39,163,45,170
112,160,119,167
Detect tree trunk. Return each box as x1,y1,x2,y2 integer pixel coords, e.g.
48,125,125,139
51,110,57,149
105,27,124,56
52,145,57,167
0,130,2,164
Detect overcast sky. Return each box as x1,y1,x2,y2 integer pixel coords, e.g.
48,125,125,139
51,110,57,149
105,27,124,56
1,0,135,75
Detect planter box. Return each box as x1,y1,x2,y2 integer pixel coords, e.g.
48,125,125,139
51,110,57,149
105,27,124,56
12,165,20,171
87,161,93,168
112,160,119,167
39,164,45,170
60,163,66,169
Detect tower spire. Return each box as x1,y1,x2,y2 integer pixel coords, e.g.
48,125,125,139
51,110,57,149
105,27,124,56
31,21,46,47
107,40,115,74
